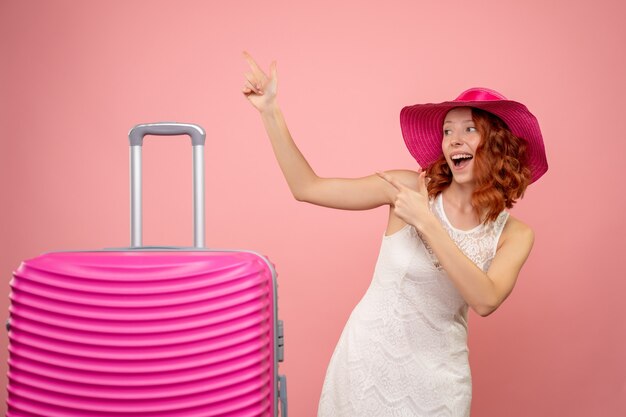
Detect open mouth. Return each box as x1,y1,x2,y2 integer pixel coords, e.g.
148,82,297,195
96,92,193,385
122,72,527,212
451,154,473,169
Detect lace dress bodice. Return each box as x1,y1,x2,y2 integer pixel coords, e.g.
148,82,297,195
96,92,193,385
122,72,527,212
317,193,509,417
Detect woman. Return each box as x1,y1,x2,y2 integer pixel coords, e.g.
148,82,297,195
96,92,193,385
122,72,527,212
242,51,548,417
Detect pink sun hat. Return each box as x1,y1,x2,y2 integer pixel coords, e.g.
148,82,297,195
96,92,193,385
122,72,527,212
399,87,548,183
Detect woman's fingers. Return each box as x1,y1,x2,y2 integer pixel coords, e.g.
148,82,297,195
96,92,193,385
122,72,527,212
242,79,259,95
243,51,266,78
242,83,256,95
243,72,263,94
376,171,405,191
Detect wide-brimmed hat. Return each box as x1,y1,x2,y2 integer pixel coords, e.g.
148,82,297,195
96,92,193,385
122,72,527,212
400,87,548,183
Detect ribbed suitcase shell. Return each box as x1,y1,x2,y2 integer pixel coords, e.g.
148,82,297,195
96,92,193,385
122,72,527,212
8,250,279,417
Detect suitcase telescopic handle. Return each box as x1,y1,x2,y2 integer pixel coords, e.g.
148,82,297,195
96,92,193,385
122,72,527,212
128,122,207,249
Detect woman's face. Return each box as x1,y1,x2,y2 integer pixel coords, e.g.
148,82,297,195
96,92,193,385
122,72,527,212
441,107,482,184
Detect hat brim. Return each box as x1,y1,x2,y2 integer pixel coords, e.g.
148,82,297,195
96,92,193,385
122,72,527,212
400,99,548,183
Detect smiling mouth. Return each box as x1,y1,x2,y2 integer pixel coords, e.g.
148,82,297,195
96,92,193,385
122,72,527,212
451,154,473,169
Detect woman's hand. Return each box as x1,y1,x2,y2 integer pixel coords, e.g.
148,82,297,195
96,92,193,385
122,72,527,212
242,51,278,113
377,169,432,229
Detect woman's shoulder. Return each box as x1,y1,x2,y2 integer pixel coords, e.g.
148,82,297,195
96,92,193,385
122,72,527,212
499,214,535,249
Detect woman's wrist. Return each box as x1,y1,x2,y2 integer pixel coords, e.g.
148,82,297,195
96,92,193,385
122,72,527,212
413,211,440,237
259,100,280,117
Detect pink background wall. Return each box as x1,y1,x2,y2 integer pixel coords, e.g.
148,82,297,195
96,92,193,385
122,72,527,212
1,0,625,415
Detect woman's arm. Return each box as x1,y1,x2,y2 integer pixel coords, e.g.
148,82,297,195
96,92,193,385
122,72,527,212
243,51,401,210
420,216,534,317
377,171,534,316
259,103,407,209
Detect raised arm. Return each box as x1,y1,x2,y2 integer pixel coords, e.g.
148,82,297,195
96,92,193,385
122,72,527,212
242,51,399,210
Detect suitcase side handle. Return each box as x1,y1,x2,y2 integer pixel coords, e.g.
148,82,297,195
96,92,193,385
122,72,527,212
128,122,206,249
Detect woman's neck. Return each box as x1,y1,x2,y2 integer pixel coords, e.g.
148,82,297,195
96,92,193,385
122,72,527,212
442,182,475,213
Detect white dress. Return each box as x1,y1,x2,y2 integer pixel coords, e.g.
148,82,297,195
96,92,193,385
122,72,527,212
317,193,509,417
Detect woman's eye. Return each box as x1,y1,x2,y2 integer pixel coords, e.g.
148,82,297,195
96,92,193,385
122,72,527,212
443,129,452,135
467,127,477,132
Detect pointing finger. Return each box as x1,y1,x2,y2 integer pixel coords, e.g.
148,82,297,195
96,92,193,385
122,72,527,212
376,171,406,191
243,51,266,76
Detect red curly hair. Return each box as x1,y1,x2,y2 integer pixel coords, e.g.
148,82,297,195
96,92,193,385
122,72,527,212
425,107,531,223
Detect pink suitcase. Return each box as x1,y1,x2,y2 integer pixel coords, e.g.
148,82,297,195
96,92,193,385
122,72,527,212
8,123,287,417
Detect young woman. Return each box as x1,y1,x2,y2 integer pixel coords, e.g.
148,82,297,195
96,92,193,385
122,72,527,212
242,51,548,417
